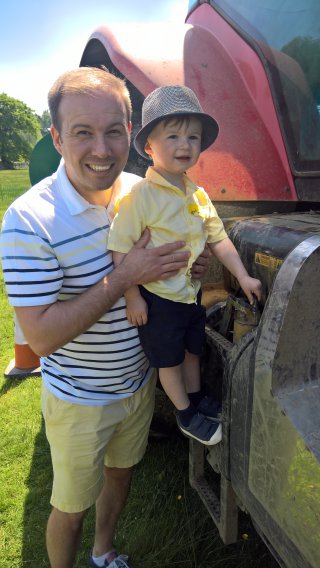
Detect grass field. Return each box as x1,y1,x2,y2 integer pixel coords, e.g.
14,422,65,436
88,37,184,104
0,169,277,568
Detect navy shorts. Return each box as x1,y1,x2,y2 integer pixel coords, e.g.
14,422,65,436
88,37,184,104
138,287,206,368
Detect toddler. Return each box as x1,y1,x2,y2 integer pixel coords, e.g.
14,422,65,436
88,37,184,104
108,85,262,445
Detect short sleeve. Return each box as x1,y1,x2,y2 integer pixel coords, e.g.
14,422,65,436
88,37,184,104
108,183,146,253
205,200,228,244
194,188,228,244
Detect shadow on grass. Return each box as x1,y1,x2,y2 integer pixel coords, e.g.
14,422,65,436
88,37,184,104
21,415,52,567
0,374,41,397
19,412,278,568
0,376,28,397
111,435,279,568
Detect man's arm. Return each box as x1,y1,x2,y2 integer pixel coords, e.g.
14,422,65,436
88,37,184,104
15,230,189,356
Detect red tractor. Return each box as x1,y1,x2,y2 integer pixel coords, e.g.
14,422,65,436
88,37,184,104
31,2,320,566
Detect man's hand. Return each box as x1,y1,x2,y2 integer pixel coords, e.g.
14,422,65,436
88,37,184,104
14,229,190,357
121,229,190,287
191,245,211,279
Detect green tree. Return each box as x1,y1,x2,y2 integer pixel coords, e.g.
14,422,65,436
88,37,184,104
0,93,41,166
38,109,51,136
282,36,320,103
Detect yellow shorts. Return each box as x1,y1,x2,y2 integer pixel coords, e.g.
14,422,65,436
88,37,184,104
41,374,156,513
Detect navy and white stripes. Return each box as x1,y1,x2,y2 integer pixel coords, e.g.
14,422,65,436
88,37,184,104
0,163,152,405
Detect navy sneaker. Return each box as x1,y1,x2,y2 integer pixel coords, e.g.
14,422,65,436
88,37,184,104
197,396,222,420
176,412,222,445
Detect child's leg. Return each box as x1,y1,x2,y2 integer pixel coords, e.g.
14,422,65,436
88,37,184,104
159,361,222,446
182,351,221,419
181,351,203,408
158,365,190,410
181,351,201,395
159,365,198,427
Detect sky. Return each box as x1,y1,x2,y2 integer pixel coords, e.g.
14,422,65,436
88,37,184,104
0,0,189,115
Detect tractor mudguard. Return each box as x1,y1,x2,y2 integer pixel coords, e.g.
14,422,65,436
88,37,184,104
81,22,189,97
193,214,320,568
80,14,295,206
228,231,320,568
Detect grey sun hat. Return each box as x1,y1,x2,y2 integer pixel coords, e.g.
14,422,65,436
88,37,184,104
134,85,219,160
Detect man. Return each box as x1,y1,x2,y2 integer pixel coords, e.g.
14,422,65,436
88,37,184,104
0,67,208,568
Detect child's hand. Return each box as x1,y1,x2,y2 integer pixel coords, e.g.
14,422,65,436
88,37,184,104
238,275,262,305
126,295,148,326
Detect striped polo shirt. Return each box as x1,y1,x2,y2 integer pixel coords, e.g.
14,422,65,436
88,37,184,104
0,162,153,405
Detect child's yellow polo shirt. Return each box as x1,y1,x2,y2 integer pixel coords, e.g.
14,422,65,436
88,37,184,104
108,167,227,304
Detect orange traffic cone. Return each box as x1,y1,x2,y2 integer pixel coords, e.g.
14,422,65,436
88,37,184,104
4,315,41,378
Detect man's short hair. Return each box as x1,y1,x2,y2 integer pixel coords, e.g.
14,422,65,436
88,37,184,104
48,66,132,131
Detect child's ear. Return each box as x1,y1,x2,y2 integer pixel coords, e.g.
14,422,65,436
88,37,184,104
144,140,153,158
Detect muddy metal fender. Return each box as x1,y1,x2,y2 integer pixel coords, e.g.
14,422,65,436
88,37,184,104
230,234,320,567
80,12,296,206
195,231,320,567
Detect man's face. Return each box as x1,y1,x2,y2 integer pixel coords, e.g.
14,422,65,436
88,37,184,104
51,89,131,206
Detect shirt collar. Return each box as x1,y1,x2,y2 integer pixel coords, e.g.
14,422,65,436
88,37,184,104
145,166,198,195
56,160,96,216
55,161,142,218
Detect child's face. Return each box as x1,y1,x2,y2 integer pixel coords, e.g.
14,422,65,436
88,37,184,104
145,117,202,179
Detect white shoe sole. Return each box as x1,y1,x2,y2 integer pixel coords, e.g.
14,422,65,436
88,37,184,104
178,422,222,445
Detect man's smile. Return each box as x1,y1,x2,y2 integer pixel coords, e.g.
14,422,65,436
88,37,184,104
87,163,113,172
